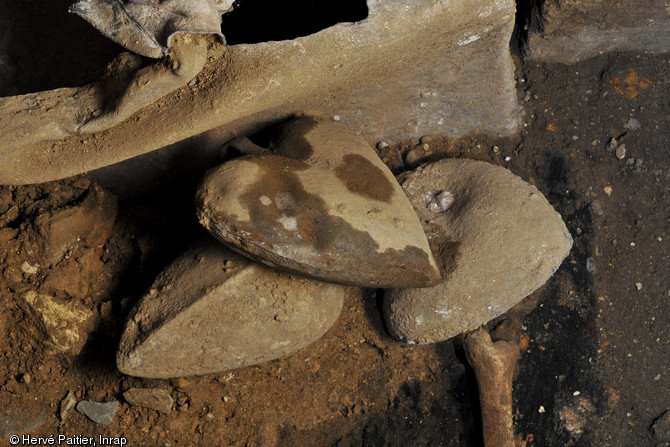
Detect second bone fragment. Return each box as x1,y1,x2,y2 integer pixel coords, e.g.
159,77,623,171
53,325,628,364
464,319,522,447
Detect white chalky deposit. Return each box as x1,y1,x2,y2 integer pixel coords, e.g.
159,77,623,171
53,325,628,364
422,190,454,213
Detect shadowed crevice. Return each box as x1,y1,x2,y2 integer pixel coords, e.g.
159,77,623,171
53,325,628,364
221,0,369,44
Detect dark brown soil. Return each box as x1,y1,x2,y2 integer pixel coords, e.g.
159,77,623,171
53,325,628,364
1,5,669,446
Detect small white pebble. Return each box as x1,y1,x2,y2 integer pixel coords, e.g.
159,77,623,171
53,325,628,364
333,115,341,121
277,215,298,231
623,118,641,131
573,391,580,396
655,374,662,381
20,261,39,275
635,282,642,291
615,144,626,159
421,190,454,213
538,406,545,414
607,137,618,151
504,156,511,162
630,242,636,247
604,186,612,196
492,145,500,153
585,257,596,274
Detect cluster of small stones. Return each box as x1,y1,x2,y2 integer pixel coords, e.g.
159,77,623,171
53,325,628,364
118,117,572,378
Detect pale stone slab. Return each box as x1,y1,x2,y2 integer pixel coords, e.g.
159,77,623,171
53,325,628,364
117,238,345,378
384,159,573,344
0,412,46,439
524,0,670,63
76,401,118,425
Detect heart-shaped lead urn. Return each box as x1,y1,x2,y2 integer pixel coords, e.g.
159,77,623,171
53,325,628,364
384,159,573,344
117,237,345,378
196,117,440,288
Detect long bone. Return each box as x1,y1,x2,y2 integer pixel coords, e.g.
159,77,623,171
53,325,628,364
0,0,518,184
464,319,522,447
1,34,207,158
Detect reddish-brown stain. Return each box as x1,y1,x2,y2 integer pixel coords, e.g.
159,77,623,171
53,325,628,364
334,154,394,203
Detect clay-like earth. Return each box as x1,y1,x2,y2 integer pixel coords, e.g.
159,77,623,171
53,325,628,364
1,2,669,446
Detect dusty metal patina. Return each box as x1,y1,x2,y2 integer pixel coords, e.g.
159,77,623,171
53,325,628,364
385,158,573,343
196,118,441,288
117,237,346,378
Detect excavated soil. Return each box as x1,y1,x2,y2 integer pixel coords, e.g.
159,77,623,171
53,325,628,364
1,5,669,446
